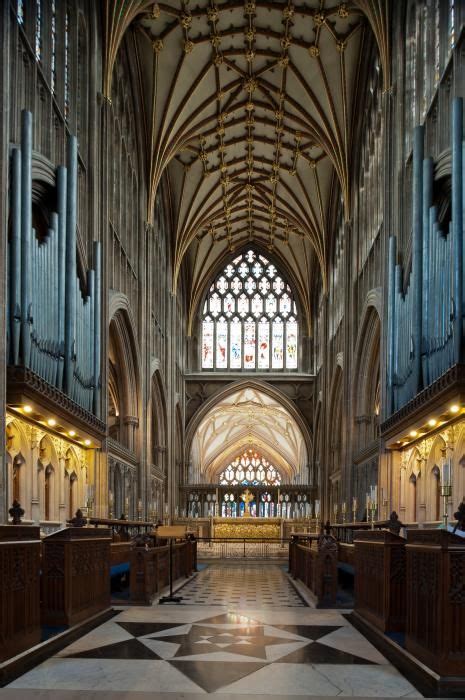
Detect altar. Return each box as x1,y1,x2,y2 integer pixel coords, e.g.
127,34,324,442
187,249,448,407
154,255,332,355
213,517,281,539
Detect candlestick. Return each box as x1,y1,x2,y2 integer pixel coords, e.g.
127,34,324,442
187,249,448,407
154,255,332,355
352,496,358,522
440,457,452,527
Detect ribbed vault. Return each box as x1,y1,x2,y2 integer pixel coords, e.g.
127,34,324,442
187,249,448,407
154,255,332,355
103,1,382,323
189,385,309,483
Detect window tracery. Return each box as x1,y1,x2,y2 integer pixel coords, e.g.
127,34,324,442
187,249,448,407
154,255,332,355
219,451,281,486
202,250,298,371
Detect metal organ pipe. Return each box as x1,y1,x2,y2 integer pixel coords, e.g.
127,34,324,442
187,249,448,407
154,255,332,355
452,97,463,363
20,110,32,367
388,99,463,414
57,165,67,391
93,241,101,417
10,148,21,366
7,111,101,416
387,236,396,414
64,134,77,396
412,125,424,394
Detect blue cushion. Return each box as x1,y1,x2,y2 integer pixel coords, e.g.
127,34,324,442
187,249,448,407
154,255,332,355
110,562,130,577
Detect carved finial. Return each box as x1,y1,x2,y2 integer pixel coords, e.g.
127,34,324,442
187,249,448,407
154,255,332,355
69,508,86,527
387,511,403,535
453,500,465,533
9,500,24,525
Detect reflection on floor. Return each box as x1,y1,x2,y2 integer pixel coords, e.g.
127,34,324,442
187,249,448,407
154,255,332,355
178,562,305,607
5,563,422,697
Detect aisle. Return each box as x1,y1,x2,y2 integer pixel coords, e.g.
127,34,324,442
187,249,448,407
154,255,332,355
2,563,422,698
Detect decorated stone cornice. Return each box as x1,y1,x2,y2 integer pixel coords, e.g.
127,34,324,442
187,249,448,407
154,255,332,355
7,365,106,438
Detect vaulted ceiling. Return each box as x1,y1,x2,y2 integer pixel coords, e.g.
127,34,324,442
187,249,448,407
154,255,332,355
189,386,308,482
103,1,390,327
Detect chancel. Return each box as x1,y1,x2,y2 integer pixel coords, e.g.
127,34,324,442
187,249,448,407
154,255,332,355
1,1,465,698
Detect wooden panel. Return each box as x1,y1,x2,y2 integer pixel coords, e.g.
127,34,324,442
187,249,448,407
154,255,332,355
129,541,196,604
354,530,406,633
110,542,132,567
0,526,41,662
289,534,337,607
41,527,111,627
405,529,465,676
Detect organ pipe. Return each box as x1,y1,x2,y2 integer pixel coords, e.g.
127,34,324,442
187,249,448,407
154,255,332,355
20,110,32,367
7,110,101,414
10,148,21,366
64,134,77,396
452,97,463,363
389,98,462,413
412,125,424,394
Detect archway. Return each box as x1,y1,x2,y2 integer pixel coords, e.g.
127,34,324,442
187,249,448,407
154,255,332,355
185,381,313,520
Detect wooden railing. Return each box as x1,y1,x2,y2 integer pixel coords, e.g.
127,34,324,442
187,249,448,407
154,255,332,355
89,517,154,541
288,533,338,607
130,538,197,604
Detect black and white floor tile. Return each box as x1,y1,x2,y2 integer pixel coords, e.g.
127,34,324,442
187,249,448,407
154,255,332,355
178,563,305,607
6,564,422,697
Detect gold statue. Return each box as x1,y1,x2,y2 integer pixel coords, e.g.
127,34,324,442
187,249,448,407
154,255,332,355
241,488,254,516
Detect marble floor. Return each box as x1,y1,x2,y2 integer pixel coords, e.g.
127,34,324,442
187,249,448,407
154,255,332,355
178,562,305,607
3,563,423,698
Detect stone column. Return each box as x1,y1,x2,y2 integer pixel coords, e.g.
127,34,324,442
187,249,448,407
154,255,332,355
30,428,40,524
0,1,11,522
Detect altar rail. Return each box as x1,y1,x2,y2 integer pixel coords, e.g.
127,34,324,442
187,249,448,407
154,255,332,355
197,537,289,560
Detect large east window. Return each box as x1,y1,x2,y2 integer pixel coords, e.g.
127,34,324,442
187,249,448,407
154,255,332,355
219,451,282,486
201,249,298,370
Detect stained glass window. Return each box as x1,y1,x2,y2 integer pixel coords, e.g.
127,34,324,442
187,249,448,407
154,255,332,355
51,0,56,93
64,11,70,120
201,250,299,370
17,0,24,24
219,451,282,486
34,0,41,60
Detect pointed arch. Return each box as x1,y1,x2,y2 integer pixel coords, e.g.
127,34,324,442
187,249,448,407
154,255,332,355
150,367,168,472
198,248,300,371
108,294,141,453
38,435,59,521
352,296,381,449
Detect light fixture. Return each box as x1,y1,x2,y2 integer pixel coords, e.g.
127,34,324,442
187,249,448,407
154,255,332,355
428,418,437,427
450,404,460,413
68,430,76,437
47,418,56,427
84,439,91,446
409,430,417,438
23,405,32,413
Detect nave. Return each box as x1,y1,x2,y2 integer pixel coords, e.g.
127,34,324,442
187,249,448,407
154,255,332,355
1,562,422,699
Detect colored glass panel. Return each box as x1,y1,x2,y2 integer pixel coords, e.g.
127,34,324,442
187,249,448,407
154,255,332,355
272,318,284,368
216,318,228,368
202,320,214,368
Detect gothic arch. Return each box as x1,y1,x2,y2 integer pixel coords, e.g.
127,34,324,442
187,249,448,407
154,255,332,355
38,435,59,521
150,368,167,471
185,378,312,463
108,296,141,452
352,300,381,446
188,241,310,337
425,435,446,521
6,420,29,513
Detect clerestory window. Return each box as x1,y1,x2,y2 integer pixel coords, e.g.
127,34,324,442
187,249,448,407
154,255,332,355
201,249,298,371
